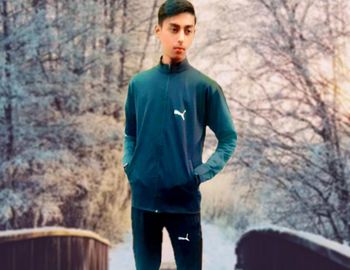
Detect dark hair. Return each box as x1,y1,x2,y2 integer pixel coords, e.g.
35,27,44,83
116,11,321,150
158,0,196,26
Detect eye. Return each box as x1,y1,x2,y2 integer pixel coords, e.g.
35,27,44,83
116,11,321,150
170,27,178,33
185,29,192,34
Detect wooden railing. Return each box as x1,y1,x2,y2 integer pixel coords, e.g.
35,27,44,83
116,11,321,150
235,227,350,270
9,226,347,269
0,227,110,270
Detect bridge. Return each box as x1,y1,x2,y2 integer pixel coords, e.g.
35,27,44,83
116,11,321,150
1,225,350,269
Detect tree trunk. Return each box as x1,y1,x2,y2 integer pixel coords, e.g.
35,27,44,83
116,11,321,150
117,0,127,89
2,0,14,161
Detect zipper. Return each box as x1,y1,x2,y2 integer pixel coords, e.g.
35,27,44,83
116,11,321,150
161,66,171,151
155,63,171,214
159,66,171,152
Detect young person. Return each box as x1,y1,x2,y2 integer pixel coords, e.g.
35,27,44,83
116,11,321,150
123,1,237,269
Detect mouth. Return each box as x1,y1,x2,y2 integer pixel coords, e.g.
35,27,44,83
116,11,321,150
174,47,185,52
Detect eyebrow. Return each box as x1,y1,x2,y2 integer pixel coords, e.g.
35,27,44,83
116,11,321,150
169,23,194,28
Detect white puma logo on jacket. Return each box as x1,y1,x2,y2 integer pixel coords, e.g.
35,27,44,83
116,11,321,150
174,109,186,121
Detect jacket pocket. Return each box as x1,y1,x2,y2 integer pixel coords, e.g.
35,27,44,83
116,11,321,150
124,163,130,174
124,153,136,177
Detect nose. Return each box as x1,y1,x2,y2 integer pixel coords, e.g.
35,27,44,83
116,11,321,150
178,30,184,44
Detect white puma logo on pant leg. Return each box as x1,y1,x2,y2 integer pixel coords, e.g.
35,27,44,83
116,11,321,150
174,109,186,121
178,233,190,242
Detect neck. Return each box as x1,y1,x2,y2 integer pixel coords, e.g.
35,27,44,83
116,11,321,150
161,55,185,65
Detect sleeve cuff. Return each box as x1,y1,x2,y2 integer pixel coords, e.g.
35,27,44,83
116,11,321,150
194,163,211,183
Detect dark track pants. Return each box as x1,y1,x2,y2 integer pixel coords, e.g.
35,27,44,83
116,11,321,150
131,207,203,270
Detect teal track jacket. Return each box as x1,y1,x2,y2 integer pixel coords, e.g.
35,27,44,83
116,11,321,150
123,57,237,213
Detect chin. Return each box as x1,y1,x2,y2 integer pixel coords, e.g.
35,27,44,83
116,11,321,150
171,55,185,62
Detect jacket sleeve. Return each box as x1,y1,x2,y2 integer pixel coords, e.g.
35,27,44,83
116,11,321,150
122,79,137,167
194,84,237,183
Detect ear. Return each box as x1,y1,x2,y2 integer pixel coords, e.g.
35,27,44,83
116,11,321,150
155,24,161,38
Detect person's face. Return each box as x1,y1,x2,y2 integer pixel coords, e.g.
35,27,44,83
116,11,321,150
155,12,196,64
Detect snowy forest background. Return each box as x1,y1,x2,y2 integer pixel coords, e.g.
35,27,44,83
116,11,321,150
0,0,350,247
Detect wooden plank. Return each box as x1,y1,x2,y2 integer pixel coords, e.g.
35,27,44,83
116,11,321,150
0,227,110,246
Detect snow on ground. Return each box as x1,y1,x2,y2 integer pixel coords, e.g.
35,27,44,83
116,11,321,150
109,222,237,270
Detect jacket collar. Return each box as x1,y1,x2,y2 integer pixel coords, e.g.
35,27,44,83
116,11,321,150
157,56,190,74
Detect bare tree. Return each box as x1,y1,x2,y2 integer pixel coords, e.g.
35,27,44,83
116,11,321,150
189,0,350,242
223,0,350,242
0,0,161,242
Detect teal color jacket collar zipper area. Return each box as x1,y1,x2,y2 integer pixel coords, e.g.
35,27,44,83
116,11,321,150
157,56,190,74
